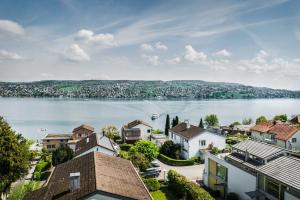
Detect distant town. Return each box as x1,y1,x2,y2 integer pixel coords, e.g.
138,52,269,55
1,80,300,99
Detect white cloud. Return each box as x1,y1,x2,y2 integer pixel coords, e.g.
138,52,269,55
84,73,110,80
215,49,231,57
0,50,22,60
154,42,168,50
0,19,24,35
142,54,159,65
65,44,90,62
41,73,54,78
184,45,207,63
140,43,154,51
166,57,181,64
76,29,116,46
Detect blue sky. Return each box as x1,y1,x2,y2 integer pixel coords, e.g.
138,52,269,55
0,0,300,89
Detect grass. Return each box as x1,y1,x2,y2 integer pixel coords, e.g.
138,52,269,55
150,186,179,200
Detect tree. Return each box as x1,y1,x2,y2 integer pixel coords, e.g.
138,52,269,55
229,121,241,128
273,114,288,122
242,118,253,125
256,116,268,124
172,116,179,127
204,114,219,127
0,117,30,197
8,181,40,200
165,114,170,136
101,125,121,141
160,141,181,159
129,140,159,161
129,152,150,172
52,145,73,166
199,118,204,128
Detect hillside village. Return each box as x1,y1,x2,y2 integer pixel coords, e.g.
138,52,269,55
2,114,300,200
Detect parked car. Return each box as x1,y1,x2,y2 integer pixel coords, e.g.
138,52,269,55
143,170,160,178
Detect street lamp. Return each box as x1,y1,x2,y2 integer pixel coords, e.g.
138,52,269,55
163,169,167,183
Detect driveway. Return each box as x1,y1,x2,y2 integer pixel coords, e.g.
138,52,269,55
156,160,204,182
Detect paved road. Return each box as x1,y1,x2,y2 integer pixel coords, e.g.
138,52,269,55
156,160,204,182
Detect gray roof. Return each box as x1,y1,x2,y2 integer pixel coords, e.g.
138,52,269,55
232,140,285,159
257,155,300,191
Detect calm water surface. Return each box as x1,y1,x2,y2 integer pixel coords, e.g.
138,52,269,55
0,98,299,140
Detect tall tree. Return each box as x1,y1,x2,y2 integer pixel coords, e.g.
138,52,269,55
0,117,30,197
171,116,180,127
52,145,74,166
273,114,288,122
165,114,170,136
101,125,121,141
204,114,219,127
242,118,253,125
199,118,204,128
256,116,268,124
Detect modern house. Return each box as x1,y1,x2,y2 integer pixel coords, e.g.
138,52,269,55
122,120,152,143
24,151,152,200
203,140,300,200
169,121,226,159
251,122,300,151
74,133,119,158
42,134,72,151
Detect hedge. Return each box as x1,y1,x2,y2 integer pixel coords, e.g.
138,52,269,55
119,144,133,151
33,160,51,181
158,154,195,166
143,178,160,191
167,170,214,200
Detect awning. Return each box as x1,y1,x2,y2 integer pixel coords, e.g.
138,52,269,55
245,190,265,199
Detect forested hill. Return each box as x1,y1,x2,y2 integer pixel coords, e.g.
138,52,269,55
0,80,299,99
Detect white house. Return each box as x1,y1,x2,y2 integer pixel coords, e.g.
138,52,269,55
74,133,119,158
169,121,226,159
122,120,152,143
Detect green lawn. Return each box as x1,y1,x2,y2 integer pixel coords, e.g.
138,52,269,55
150,186,179,200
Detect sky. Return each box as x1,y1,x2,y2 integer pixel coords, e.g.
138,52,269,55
0,0,300,90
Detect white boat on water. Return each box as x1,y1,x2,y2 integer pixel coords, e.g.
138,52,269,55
151,113,160,120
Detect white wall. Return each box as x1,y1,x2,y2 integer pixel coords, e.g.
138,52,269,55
204,152,257,200
133,124,152,140
75,146,116,158
286,130,300,151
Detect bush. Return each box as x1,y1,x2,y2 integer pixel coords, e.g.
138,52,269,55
8,181,40,200
130,152,150,172
130,140,159,161
119,144,133,151
33,160,51,180
167,170,214,200
160,141,181,159
52,145,73,166
211,147,219,155
119,150,130,159
226,192,239,200
143,178,160,191
158,154,195,166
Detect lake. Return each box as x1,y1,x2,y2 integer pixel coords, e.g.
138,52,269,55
0,98,299,140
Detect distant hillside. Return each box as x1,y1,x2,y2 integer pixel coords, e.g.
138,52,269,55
0,80,299,99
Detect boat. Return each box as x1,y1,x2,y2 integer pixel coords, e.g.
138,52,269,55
151,113,160,120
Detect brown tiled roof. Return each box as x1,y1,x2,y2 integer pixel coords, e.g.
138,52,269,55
250,122,274,133
125,120,152,129
75,133,116,157
170,122,205,139
291,115,300,124
24,152,152,200
73,124,95,133
269,124,300,141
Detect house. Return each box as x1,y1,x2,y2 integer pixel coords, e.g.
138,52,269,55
169,120,226,159
74,133,119,158
72,124,95,140
250,122,300,151
203,140,300,200
291,115,300,124
42,134,72,151
122,120,152,143
150,134,168,147
24,151,152,200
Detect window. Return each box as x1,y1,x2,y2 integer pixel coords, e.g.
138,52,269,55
292,138,297,143
60,139,63,142
216,163,227,180
199,140,206,146
47,145,52,149
265,178,280,198
47,140,50,142
51,145,56,148
147,129,151,133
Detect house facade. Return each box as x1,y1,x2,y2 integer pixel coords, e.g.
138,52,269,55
72,124,95,140
203,140,300,200
169,121,226,159
42,134,72,151
122,120,152,143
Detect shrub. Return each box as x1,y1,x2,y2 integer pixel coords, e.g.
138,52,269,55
129,152,150,172
33,160,51,180
211,147,219,155
8,181,40,200
130,140,159,161
119,150,130,159
143,178,160,191
226,192,239,200
52,145,73,166
158,154,195,166
185,181,215,200
119,144,133,151
160,141,181,159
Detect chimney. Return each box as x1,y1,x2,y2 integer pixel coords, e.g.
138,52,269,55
86,137,89,143
184,120,190,129
69,172,80,192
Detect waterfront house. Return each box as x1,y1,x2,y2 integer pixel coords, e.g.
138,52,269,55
42,134,72,151
121,120,152,143
74,133,119,158
24,151,152,200
250,122,300,151
203,140,300,200
72,124,95,140
291,115,300,124
169,120,226,159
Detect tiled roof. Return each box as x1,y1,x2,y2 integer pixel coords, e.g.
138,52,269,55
43,134,72,140
170,122,205,139
24,152,152,200
269,124,300,141
73,124,95,133
250,122,274,133
125,120,152,129
75,133,117,157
